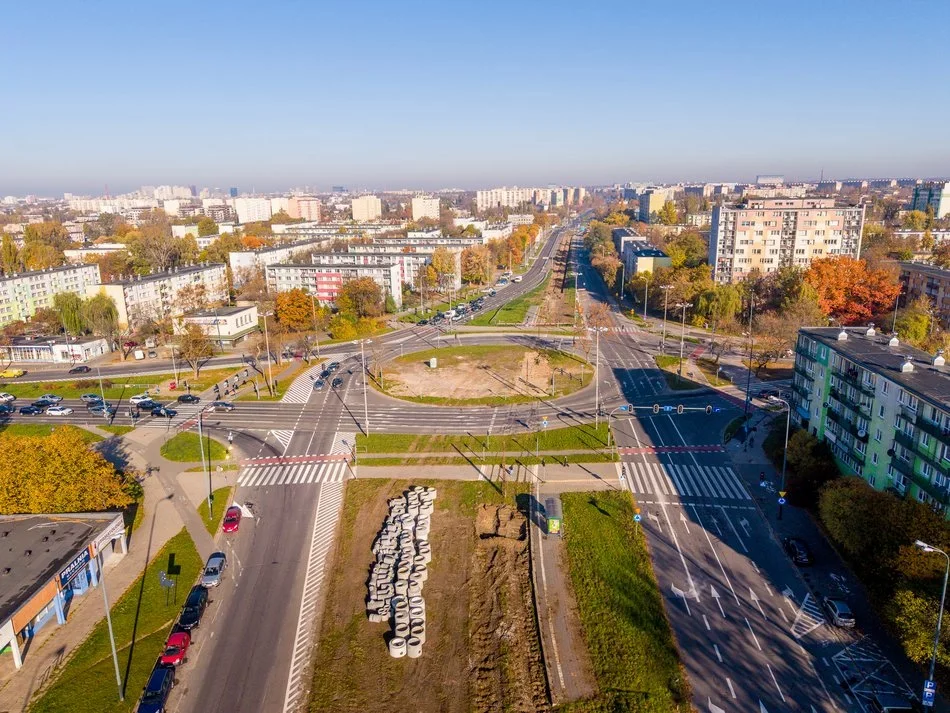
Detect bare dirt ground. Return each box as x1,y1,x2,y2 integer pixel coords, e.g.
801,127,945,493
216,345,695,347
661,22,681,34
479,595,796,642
383,347,587,400
308,480,546,713
537,229,576,327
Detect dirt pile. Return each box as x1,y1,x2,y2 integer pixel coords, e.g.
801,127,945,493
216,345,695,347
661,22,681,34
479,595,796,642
470,505,549,712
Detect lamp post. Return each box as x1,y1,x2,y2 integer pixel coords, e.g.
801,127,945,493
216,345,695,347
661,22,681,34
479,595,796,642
743,293,755,424
676,302,693,378
660,285,673,354
587,326,601,426
768,396,792,520
619,261,625,304
643,272,650,319
913,539,949,692
310,293,321,358
197,408,212,517
96,366,107,405
360,339,370,436
261,311,275,395
98,550,124,702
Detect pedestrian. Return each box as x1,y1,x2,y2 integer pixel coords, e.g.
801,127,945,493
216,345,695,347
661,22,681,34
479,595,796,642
228,431,234,445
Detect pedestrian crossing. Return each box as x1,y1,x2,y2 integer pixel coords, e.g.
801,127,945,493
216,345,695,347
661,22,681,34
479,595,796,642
280,363,324,404
237,460,350,488
624,460,750,501
329,431,356,455
140,403,204,429
791,593,825,639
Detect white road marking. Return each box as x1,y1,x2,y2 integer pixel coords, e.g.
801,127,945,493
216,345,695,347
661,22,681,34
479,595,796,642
727,678,736,699
714,644,723,662
767,663,786,702
703,614,711,631
745,617,762,651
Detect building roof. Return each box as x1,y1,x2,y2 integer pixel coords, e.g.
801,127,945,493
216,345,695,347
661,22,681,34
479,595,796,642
0,264,98,283
898,261,950,279
626,240,669,258
268,262,398,271
105,262,225,286
0,512,121,623
6,334,105,348
801,327,950,413
183,305,255,318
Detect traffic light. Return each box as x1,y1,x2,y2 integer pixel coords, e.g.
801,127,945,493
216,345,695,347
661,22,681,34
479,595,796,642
676,404,684,415
653,403,660,414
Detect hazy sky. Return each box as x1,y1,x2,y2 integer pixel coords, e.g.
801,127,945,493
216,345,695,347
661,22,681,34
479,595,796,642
2,0,948,196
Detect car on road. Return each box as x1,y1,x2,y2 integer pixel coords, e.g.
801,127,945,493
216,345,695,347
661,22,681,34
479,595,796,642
0,368,24,378
137,664,175,713
19,405,43,415
80,393,103,403
868,693,918,712
47,406,73,416
783,537,814,566
88,404,116,417
177,586,209,631
821,596,855,628
418,319,429,325
135,399,161,411
328,361,341,372
158,631,190,666
151,406,178,418
313,379,325,391
39,393,63,403
207,401,234,412
222,505,241,533
512,275,523,282
0,404,12,416
0,392,15,403
319,369,331,380
129,393,153,404
331,377,343,388
32,399,55,409
68,365,91,374
177,394,200,404
87,399,114,410
200,552,228,588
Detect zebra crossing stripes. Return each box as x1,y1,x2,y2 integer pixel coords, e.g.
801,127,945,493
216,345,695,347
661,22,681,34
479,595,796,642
237,460,349,488
625,461,750,501
329,431,356,456
791,593,825,639
280,364,324,404
270,429,294,449
140,404,204,429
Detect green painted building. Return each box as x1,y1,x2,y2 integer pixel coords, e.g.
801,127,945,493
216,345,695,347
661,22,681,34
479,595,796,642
792,326,950,510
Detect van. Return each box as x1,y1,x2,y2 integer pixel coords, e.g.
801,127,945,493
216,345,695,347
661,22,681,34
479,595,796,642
444,309,457,319
512,276,523,283
134,349,146,360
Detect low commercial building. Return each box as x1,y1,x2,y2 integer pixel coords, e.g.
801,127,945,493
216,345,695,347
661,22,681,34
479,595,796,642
0,334,109,364
175,304,260,348
0,264,102,328
792,326,950,511
266,262,402,310
0,512,127,670
899,262,950,327
621,241,672,276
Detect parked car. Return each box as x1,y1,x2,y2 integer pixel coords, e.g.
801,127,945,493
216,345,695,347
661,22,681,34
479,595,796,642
151,406,178,418
87,400,113,410
200,552,228,588
328,361,341,372
0,392,15,402
158,631,190,666
68,365,91,374
80,393,103,403
32,399,55,409
331,377,343,388
129,393,153,405
0,404,13,415
418,319,429,325
822,596,855,628
0,368,25,378
177,586,209,631
137,664,175,713
222,505,241,533
208,401,234,412
313,380,325,391
783,537,814,566
868,693,918,712
177,394,200,404
39,394,63,403
47,406,73,416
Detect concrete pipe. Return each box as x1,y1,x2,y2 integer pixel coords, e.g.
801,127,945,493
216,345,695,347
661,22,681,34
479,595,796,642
391,594,407,609
413,554,426,567
407,582,423,597
394,609,410,626
408,595,425,609
394,622,410,638
410,622,426,644
412,565,428,582
394,580,409,596
409,605,425,620
406,636,422,658
389,637,408,658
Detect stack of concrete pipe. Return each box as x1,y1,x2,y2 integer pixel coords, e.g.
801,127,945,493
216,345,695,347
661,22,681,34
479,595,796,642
366,486,436,658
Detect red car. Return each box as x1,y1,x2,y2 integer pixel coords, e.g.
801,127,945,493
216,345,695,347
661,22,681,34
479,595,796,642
222,505,241,533
159,631,190,666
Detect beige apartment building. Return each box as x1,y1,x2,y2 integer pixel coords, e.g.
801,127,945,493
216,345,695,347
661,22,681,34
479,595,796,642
709,198,864,283
350,195,382,222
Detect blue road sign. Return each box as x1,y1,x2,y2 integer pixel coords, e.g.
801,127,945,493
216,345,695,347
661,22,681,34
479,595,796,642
777,497,787,505
620,405,630,411
713,407,721,413
663,405,673,412
633,514,642,522
923,679,936,707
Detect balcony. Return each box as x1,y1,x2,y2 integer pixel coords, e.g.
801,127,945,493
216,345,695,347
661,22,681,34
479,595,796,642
916,413,950,440
836,368,876,397
916,448,950,480
890,456,914,478
908,469,950,506
792,380,810,398
826,409,868,441
894,429,916,450
899,403,919,422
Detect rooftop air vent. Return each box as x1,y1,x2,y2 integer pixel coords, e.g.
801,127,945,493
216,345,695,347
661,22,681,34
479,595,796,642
889,335,900,347
865,323,876,336
901,356,915,373
837,329,848,341
935,349,946,367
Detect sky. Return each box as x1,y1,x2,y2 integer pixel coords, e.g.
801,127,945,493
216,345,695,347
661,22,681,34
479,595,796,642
2,0,949,196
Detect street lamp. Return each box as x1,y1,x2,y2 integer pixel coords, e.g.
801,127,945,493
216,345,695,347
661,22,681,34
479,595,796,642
586,326,601,426
660,285,673,354
676,302,693,378
310,293,321,358
913,540,949,693
743,293,755,425
768,396,792,520
261,311,275,395
360,339,371,436
642,272,650,320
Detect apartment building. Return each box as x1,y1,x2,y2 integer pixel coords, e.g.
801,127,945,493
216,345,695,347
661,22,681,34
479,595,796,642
351,195,382,222
900,262,950,327
0,264,101,327
89,263,228,330
792,326,950,512
266,262,402,310
912,181,950,220
288,197,321,221
411,196,440,222
317,247,461,290
64,244,128,264
228,238,333,282
232,197,273,224
637,188,674,223
475,186,585,212
709,198,865,284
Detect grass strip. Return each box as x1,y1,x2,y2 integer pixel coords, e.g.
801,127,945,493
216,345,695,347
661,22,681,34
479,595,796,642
1,367,244,401
359,453,618,467
695,358,730,386
0,423,102,443
29,529,201,713
99,425,136,436
160,432,228,462
356,422,610,454
560,492,690,712
653,356,702,391
469,275,550,326
197,485,233,535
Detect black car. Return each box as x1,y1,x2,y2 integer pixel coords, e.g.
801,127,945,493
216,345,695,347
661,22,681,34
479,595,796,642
328,361,341,372
313,380,325,391
320,369,331,380
0,404,12,415
331,377,343,388
19,405,42,415
32,399,54,409
418,319,429,325
152,406,178,418
783,537,814,566
135,399,161,411
177,586,209,631
87,400,113,410
137,664,175,713
177,394,200,404
208,401,234,412
68,365,91,374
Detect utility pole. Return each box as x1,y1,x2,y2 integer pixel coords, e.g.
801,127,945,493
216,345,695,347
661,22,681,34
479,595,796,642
262,311,275,395
361,339,370,436
197,411,211,517
643,272,650,319
660,285,672,354
310,293,321,357
99,551,124,702
743,293,755,424
676,302,693,378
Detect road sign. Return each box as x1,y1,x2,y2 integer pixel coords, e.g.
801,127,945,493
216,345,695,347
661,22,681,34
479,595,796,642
779,491,787,497
923,679,936,707
620,404,630,412
633,514,642,522
777,497,786,505
541,419,548,429
634,507,641,514
663,405,673,412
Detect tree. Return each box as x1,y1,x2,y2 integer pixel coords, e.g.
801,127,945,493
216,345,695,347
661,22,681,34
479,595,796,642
128,230,180,273
430,247,456,286
177,323,214,376
750,312,793,374
200,233,244,264
932,242,950,269
175,284,208,315
1,234,19,274
0,427,132,514
54,292,85,334
693,284,741,327
902,210,929,231
461,245,491,284
804,256,901,325
197,217,218,237
82,293,119,345
30,307,62,334
658,200,679,225
23,222,73,251
336,277,382,318
21,242,63,270
781,429,839,507
895,297,933,346
328,313,357,340
275,288,313,331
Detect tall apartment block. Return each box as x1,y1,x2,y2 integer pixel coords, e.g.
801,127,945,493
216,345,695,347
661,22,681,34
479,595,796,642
0,264,102,327
411,196,440,222
792,326,950,512
899,261,950,327
709,198,864,283
912,181,950,220
351,195,382,222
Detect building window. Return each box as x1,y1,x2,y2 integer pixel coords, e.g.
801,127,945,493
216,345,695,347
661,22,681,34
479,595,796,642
874,428,882,442
868,474,877,488
922,432,930,448
871,452,879,465
881,381,888,395
917,489,927,503
879,404,886,419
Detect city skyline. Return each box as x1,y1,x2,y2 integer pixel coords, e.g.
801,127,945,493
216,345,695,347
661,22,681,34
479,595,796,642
2,0,949,195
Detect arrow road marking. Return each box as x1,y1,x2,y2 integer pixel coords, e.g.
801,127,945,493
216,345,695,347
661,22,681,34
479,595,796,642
711,585,726,617
760,701,770,713
679,511,691,534
648,511,662,533
750,587,767,619
719,506,748,553
709,698,725,713
782,585,796,600
739,517,751,537
690,504,738,604
671,584,692,616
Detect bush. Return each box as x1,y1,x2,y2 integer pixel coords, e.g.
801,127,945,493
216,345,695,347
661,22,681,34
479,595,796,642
328,314,357,340
763,423,839,507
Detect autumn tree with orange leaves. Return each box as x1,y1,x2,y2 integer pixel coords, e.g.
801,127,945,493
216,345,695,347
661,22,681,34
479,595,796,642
804,256,900,325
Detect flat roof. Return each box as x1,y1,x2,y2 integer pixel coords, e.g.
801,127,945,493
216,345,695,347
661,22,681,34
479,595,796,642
184,305,255,318
7,334,105,347
899,261,950,279
801,327,950,413
106,263,225,286
0,512,122,623
0,264,97,282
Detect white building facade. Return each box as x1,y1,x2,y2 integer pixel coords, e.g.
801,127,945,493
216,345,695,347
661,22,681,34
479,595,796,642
0,264,102,327
351,195,382,222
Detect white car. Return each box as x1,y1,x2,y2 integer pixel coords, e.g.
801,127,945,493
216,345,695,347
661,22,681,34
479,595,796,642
129,394,152,404
47,406,73,416
40,394,63,403
0,392,15,402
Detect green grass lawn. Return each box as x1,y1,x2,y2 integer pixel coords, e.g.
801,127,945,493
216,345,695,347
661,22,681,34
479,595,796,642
740,360,794,382
469,274,550,326
99,424,136,436
197,485,233,535
560,492,691,712
722,415,748,443
696,358,730,386
360,452,618,467
0,423,102,443
160,432,228,462
29,529,202,713
653,356,701,391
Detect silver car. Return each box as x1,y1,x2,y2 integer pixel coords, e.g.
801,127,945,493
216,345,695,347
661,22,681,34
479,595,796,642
200,552,228,588
822,596,855,628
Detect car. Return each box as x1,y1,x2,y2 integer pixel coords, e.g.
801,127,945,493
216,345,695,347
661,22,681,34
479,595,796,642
222,505,241,533
68,365,91,374
200,552,228,588
19,405,42,415
39,394,63,403
319,369,331,380
80,393,103,403
87,399,113,410
328,361,341,372
0,404,12,415
822,596,855,628
177,394,200,404
158,631,191,666
783,537,814,566
207,401,234,412
331,377,343,388
512,275,523,282
313,379,325,391
47,406,73,416
151,406,178,418
135,399,161,411
0,392,15,402
147,350,158,358
88,404,116,417
177,586,209,631
32,399,54,409
868,693,919,712
418,319,429,325
129,394,153,405
0,368,24,378
138,664,175,713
